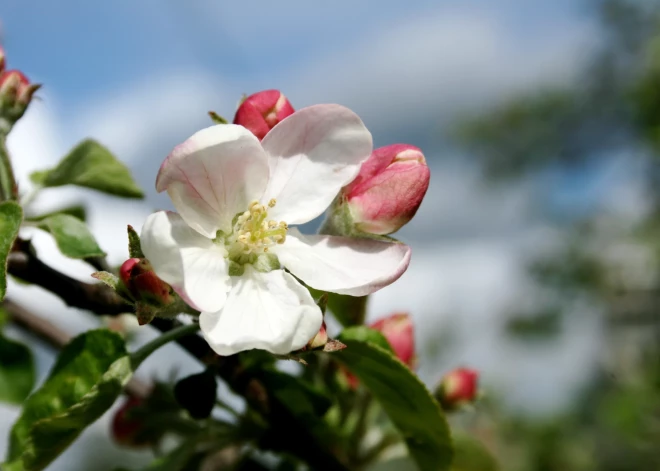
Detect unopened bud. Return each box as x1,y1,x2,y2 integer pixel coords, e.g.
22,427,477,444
0,47,5,75
343,144,430,235
305,322,328,350
111,396,150,448
233,89,294,140
435,368,479,411
370,313,416,368
0,69,40,125
119,258,174,307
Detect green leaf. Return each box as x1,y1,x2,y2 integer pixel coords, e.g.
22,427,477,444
0,334,35,404
127,225,144,258
334,339,453,471
450,434,499,471
91,271,120,290
38,214,106,259
0,201,23,300
30,139,144,198
338,326,394,354
27,204,87,222
5,330,132,471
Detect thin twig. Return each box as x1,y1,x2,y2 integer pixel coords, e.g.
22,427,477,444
3,298,152,398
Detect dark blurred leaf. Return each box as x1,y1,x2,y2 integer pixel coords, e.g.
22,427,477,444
0,201,22,300
450,434,499,471
5,330,131,471
30,139,144,198
174,369,217,419
505,309,562,341
38,214,106,259
308,287,367,327
0,334,35,404
258,368,333,420
27,205,87,222
335,339,453,471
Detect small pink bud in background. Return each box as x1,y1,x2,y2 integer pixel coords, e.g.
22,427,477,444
435,368,479,411
111,396,150,448
0,69,40,126
233,89,294,140
370,313,416,368
306,321,328,350
343,144,430,235
342,313,416,390
120,258,174,308
0,70,39,106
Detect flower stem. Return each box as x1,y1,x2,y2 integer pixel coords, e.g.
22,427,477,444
0,134,18,201
131,322,200,368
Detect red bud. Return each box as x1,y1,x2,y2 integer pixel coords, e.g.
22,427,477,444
233,90,294,140
370,313,416,368
435,368,479,411
111,396,150,448
119,258,173,307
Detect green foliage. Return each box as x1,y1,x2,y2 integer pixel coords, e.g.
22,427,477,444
5,330,132,471
91,271,121,290
0,334,35,405
30,139,144,198
335,334,453,471
26,204,87,222
450,434,499,471
127,225,145,258
337,325,394,354
0,201,22,300
37,214,105,259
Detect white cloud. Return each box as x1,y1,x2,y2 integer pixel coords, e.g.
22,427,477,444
286,8,598,131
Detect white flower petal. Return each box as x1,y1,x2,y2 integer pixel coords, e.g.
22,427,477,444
156,125,269,237
261,104,372,224
275,227,411,296
140,211,230,312
199,266,322,356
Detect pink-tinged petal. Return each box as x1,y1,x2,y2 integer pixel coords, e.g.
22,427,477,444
156,125,269,237
274,227,411,296
199,266,323,356
261,104,372,225
140,211,230,312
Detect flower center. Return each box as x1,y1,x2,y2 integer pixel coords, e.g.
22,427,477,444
231,199,287,256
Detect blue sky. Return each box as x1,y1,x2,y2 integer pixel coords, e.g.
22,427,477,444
0,2,640,469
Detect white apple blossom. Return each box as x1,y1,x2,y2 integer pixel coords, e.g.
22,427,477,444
141,104,411,356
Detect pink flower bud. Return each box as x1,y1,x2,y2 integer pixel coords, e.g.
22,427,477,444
0,70,39,106
305,321,328,350
233,89,294,140
435,368,479,411
370,313,416,368
0,69,40,125
111,396,150,448
343,144,430,235
119,258,174,307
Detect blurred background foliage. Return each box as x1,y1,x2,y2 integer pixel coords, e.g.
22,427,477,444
452,0,660,469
